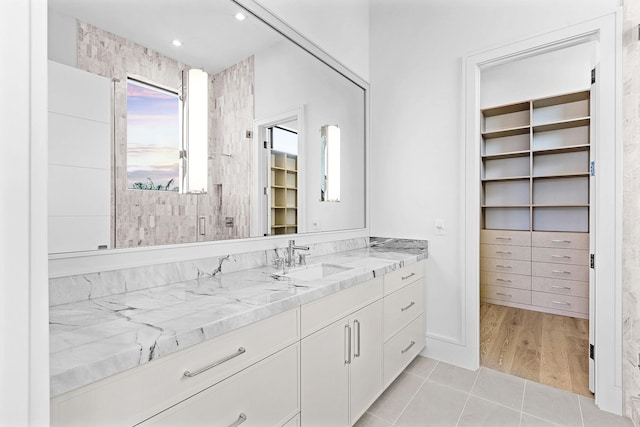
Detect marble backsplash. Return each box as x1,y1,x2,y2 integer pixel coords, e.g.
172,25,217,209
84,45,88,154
49,237,372,306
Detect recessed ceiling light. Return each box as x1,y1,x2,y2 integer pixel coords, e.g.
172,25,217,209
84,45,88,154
172,39,182,47
235,12,246,21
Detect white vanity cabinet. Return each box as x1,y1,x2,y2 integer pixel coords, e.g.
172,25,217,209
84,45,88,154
300,278,384,427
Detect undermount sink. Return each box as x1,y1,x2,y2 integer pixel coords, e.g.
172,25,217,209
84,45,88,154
283,263,354,281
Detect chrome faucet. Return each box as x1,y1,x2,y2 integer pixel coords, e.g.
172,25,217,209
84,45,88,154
287,239,309,267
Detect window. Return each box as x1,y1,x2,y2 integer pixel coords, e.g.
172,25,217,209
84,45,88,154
126,78,181,191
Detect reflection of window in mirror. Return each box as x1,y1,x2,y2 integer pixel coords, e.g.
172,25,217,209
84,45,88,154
126,78,181,191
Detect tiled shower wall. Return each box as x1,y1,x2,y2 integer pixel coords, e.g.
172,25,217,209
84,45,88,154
76,21,253,248
623,0,640,419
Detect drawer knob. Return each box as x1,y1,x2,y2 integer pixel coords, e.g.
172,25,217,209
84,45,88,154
183,347,246,378
401,341,416,354
401,301,416,312
552,300,571,306
496,292,512,297
401,272,416,281
229,413,247,427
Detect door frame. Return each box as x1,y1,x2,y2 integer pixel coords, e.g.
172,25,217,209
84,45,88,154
252,107,306,237
463,12,622,413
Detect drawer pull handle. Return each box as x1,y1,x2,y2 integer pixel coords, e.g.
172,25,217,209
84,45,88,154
229,413,247,427
496,251,512,255
551,239,571,244
401,301,416,312
496,278,512,283
552,270,571,275
401,341,416,354
551,285,572,290
496,292,512,297
496,265,512,269
495,236,512,240
552,300,571,306
354,320,361,358
183,347,246,378
345,325,352,365
401,272,416,281
551,255,571,259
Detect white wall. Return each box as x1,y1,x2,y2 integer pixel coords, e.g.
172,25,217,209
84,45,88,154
254,0,369,81
370,0,619,363
48,8,76,67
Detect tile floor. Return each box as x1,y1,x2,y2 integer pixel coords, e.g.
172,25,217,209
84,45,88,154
355,356,634,427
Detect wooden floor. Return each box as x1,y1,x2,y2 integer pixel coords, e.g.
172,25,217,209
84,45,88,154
480,302,592,397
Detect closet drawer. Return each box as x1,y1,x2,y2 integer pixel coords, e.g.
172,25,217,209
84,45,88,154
140,344,299,427
532,262,589,282
532,277,588,298
532,292,588,314
383,314,425,388
532,231,589,250
481,284,531,305
480,271,531,290
383,278,424,341
480,258,531,276
481,230,531,247
480,244,531,261
532,247,589,266
383,261,425,295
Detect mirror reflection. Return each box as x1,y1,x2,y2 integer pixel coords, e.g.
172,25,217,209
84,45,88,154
47,0,366,254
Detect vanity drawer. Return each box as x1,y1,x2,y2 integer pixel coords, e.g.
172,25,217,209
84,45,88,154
383,278,424,341
50,309,299,427
140,343,299,427
532,292,588,315
480,271,531,290
532,247,589,266
480,230,531,247
301,277,382,337
383,314,425,388
383,261,425,295
481,284,531,305
532,262,589,282
480,258,531,276
532,277,588,298
532,231,589,250
480,244,531,261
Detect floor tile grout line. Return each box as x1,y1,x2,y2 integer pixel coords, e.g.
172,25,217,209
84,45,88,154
520,379,528,427
390,361,439,426
577,394,586,427
453,369,481,427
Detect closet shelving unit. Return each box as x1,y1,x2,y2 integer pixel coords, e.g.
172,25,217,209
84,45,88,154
480,90,591,318
270,150,298,235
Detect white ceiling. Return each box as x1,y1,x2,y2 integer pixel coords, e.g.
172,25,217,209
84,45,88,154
48,0,284,75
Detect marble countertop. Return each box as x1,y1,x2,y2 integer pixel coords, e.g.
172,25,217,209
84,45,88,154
49,240,427,397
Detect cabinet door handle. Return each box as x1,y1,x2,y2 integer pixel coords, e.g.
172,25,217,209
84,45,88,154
496,292,512,297
551,239,571,244
496,251,512,255
496,278,512,283
552,300,571,306
401,301,415,312
183,347,246,378
401,341,416,354
551,285,572,290
401,272,416,281
496,265,512,269
228,413,247,427
495,236,512,240
345,324,352,365
552,270,571,275
198,216,206,236
551,255,571,259
354,320,361,358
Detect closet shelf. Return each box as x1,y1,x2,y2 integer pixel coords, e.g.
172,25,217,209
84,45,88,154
482,176,530,182
482,126,530,140
482,150,530,160
532,117,590,133
531,144,590,155
532,172,589,179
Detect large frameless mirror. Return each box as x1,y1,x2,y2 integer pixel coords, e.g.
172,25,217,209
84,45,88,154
47,0,366,254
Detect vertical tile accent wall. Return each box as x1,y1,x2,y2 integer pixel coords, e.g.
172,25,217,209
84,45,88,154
76,21,254,247
623,1,640,418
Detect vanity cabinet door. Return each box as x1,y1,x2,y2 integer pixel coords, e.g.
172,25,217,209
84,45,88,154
301,319,350,427
349,299,383,425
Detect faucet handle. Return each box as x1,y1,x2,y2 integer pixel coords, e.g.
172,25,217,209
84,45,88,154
273,257,285,269
298,253,308,266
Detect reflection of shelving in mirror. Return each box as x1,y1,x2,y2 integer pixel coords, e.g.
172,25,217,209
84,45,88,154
270,150,298,235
